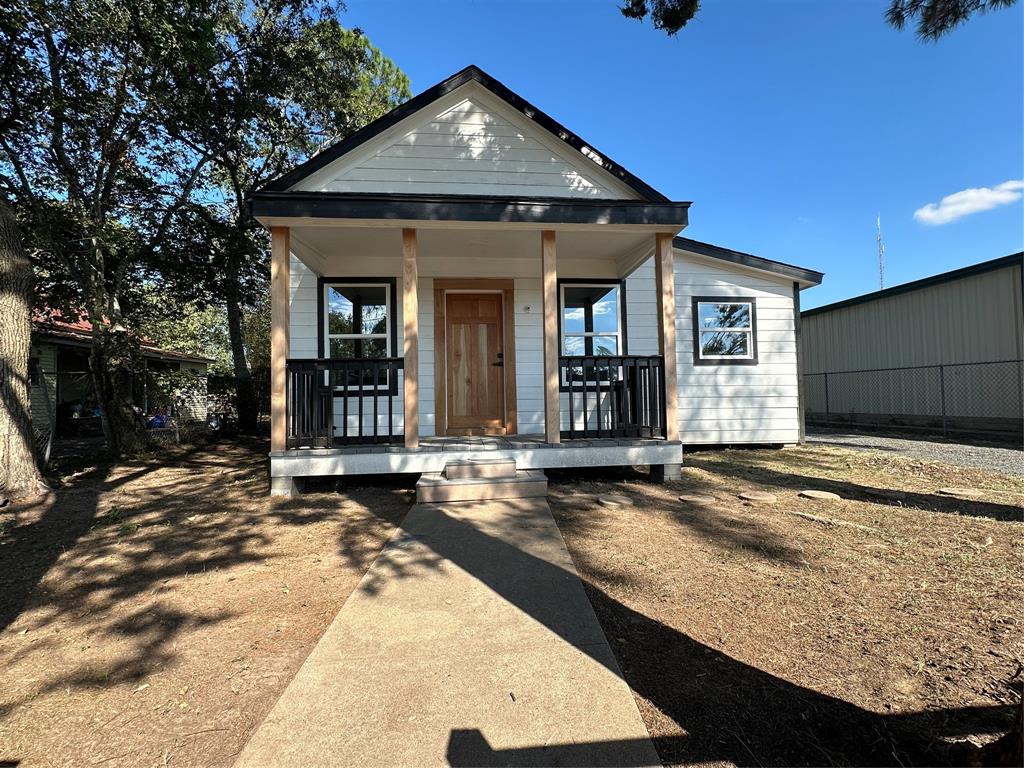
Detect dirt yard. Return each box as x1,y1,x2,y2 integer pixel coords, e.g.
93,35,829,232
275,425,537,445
0,438,412,768
549,444,1023,767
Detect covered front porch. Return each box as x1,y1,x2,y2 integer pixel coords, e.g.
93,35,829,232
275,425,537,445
255,193,689,494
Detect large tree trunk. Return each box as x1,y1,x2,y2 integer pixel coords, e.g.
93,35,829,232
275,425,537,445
0,197,42,496
88,326,144,457
226,286,257,433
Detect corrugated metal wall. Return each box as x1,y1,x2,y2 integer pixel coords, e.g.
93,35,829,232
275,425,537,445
800,258,1023,436
801,260,1023,372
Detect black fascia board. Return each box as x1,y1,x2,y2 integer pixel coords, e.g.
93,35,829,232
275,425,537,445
673,236,824,286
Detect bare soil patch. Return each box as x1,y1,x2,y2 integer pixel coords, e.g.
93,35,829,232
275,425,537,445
0,438,412,767
549,444,1024,767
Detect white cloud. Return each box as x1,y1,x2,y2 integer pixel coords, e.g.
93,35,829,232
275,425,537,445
914,180,1024,226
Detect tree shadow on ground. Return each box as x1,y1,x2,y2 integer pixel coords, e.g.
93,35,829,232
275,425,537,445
0,438,412,722
347,498,1011,767
682,455,1022,523
547,466,812,567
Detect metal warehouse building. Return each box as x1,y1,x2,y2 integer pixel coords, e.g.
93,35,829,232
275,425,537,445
800,252,1023,440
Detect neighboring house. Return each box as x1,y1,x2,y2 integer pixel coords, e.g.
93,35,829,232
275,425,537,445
801,253,1024,440
249,65,823,496
31,314,211,438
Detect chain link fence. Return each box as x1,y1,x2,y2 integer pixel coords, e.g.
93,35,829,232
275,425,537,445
803,359,1023,440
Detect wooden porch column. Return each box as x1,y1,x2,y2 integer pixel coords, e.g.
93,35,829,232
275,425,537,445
542,230,560,443
655,233,680,441
402,228,419,448
270,226,290,452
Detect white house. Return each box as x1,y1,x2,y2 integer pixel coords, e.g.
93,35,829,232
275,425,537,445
250,66,823,496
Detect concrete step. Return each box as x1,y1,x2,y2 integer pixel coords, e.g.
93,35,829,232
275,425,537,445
443,457,517,480
416,470,548,504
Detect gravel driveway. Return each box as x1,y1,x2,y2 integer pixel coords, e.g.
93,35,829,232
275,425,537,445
806,428,1023,476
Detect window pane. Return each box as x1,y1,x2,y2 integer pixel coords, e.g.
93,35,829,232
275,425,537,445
563,285,619,334
698,302,750,329
329,338,355,358
329,337,388,359
327,285,388,335
700,331,750,357
563,335,584,355
362,338,387,358
591,335,619,356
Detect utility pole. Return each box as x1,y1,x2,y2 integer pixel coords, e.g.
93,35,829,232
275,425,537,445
876,213,885,290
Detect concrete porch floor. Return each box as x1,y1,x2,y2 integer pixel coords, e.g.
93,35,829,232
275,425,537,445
234,498,659,767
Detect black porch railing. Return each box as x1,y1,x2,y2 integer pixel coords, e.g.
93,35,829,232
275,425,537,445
286,358,404,448
560,355,665,439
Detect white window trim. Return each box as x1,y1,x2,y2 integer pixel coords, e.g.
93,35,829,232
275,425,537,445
696,300,754,360
559,282,623,357
322,282,392,359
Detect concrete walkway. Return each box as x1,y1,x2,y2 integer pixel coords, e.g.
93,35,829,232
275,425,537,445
235,498,659,768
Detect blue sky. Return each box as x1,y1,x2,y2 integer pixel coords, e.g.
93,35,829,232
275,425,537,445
345,0,1023,308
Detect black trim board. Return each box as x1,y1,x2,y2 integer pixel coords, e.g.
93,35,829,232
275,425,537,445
260,65,669,202
675,237,823,286
793,281,806,443
691,296,759,366
801,251,1023,318
316,276,400,397
250,191,690,227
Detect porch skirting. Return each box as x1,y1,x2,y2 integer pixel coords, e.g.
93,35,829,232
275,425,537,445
269,435,682,479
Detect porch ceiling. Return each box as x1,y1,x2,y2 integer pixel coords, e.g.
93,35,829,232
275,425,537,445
288,224,664,279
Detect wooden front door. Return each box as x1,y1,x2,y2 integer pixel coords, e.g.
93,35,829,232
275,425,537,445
445,293,506,435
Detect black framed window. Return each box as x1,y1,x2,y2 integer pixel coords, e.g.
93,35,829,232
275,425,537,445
558,279,626,388
318,277,398,392
692,296,758,365
559,281,625,356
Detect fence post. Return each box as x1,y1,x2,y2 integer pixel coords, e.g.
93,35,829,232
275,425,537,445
939,364,947,437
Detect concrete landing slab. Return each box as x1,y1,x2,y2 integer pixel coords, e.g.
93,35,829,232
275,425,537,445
235,498,658,768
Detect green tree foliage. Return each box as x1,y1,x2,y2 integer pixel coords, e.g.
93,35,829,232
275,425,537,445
0,0,225,454
156,8,409,432
620,0,1018,38
1,0,409,449
885,0,1018,39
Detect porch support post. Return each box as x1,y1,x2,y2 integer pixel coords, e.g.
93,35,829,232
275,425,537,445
655,233,679,442
402,228,419,448
542,230,560,444
270,226,290,453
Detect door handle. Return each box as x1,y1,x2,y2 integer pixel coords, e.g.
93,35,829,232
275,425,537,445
492,361,504,367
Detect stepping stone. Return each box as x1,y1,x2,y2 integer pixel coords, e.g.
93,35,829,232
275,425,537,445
937,487,984,499
799,490,842,501
597,495,633,508
738,491,777,503
678,494,717,505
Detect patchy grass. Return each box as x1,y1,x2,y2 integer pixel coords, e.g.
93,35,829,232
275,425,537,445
549,443,1024,767
0,438,412,767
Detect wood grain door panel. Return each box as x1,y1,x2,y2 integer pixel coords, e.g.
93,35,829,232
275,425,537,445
445,293,505,435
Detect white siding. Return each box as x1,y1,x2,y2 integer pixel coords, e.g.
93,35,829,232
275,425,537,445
290,84,638,199
289,254,319,358
674,253,800,444
626,258,659,355
514,278,545,433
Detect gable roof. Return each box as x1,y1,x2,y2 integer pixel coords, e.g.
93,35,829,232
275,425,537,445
674,236,824,287
261,65,669,202
801,251,1021,317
